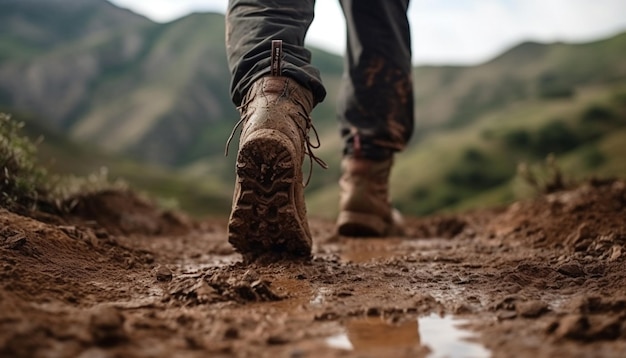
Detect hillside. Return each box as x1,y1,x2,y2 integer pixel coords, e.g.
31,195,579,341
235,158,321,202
1,0,625,216
411,33,626,131
0,0,150,58
0,0,342,168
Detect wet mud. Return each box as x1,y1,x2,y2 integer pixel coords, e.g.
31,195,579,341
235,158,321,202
1,180,626,357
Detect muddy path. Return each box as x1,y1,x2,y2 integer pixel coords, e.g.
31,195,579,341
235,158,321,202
1,180,626,357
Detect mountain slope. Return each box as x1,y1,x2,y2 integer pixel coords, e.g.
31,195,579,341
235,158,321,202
0,0,150,59
0,0,342,167
69,12,234,165
412,32,626,132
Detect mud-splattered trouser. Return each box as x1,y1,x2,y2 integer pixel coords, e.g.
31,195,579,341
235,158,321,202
226,0,414,160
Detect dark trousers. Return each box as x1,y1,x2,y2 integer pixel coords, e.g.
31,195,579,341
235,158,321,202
226,0,414,160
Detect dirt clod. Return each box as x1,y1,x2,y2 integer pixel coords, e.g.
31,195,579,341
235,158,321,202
90,306,126,345
557,262,585,277
517,300,550,318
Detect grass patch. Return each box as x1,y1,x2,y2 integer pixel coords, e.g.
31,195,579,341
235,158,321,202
0,113,48,211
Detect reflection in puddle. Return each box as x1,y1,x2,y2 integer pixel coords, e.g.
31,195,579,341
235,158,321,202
326,314,490,357
419,313,490,358
326,333,354,350
310,287,331,306
326,317,419,352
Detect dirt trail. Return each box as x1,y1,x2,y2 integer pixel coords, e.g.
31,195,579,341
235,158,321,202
1,181,626,357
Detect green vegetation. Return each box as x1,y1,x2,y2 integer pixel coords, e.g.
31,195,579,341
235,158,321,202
0,113,47,211
537,72,575,99
0,111,231,217
0,112,130,212
388,85,626,217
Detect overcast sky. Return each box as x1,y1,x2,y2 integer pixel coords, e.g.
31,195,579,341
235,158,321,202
109,0,626,65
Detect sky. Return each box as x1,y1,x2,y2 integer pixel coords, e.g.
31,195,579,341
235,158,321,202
109,0,626,65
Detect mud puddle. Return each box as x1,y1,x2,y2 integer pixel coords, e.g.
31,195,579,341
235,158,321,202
418,313,490,357
325,314,489,357
337,237,452,263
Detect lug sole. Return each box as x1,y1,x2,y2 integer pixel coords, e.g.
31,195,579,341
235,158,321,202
228,129,312,261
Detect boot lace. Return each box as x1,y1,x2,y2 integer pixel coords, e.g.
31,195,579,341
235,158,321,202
224,96,327,186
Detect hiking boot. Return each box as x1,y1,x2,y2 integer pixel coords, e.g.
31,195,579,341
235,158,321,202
337,156,405,237
227,76,316,261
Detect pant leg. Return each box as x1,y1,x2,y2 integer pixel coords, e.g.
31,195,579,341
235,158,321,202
226,0,326,106
338,0,414,160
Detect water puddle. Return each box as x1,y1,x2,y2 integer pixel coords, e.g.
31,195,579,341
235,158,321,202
326,316,419,352
418,313,490,357
338,238,451,263
326,314,490,357
339,238,403,263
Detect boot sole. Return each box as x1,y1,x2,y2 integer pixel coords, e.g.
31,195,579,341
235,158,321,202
228,129,312,261
336,211,386,237
337,209,405,237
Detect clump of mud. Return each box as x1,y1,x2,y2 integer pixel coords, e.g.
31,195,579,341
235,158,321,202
63,189,194,236
167,268,283,306
480,179,626,252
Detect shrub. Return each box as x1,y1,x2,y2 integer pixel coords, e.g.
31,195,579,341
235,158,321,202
462,147,485,163
532,120,580,156
581,104,615,123
516,155,568,194
537,72,575,99
503,129,531,150
0,113,47,210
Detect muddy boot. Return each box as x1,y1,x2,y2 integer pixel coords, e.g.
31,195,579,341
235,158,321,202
337,157,405,237
227,76,317,261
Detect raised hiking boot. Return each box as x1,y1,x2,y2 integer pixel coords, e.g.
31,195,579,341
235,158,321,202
337,156,405,237
227,75,318,261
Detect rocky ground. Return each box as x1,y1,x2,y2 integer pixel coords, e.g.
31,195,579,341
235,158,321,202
1,179,626,357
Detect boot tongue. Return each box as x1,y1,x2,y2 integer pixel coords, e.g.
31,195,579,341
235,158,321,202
262,77,287,94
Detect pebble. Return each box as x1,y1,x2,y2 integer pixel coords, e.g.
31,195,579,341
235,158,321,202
609,245,622,261
557,263,585,278
517,300,549,318
156,266,173,282
497,310,517,321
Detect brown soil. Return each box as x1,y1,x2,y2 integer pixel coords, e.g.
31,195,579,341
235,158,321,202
2,181,626,357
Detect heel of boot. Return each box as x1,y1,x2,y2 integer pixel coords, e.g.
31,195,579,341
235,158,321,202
337,211,387,237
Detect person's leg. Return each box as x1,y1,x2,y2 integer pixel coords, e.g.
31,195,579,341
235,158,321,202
226,0,326,106
225,0,326,261
337,0,414,236
338,0,413,157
